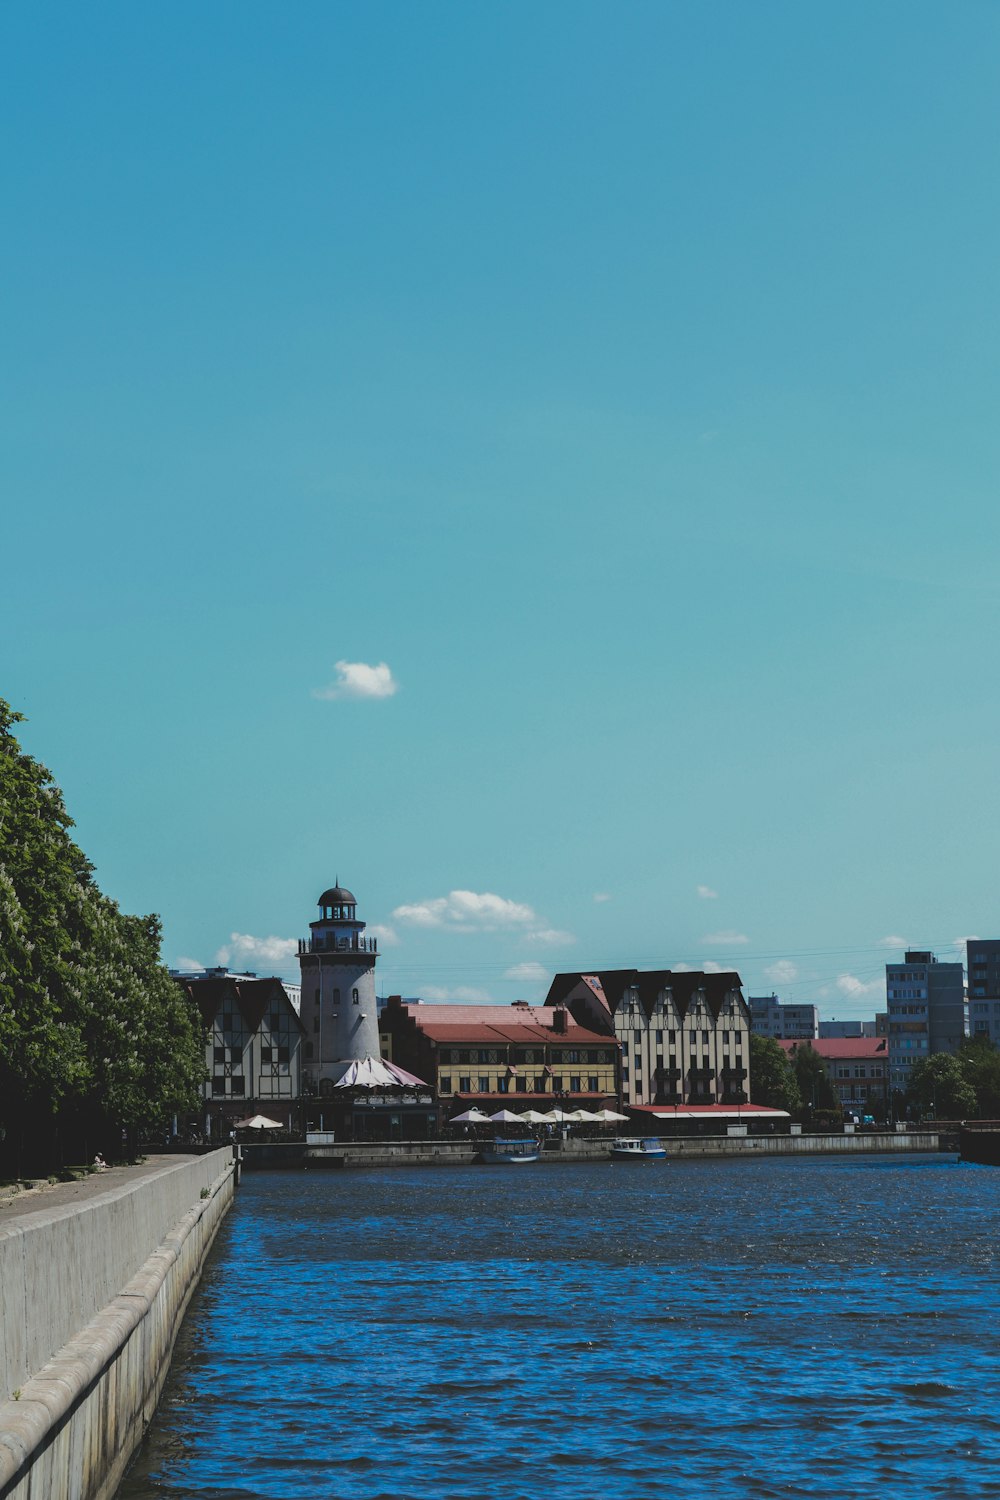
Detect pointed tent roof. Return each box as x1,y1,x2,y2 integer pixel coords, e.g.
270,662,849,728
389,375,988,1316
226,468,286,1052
326,1055,427,1088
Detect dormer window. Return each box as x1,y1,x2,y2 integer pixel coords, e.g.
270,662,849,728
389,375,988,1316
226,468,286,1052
352,988,360,1005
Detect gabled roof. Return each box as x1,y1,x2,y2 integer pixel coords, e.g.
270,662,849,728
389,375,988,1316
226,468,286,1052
548,969,745,1022
386,1003,613,1048
178,975,305,1034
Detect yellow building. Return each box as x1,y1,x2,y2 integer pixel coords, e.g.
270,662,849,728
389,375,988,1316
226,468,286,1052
379,997,620,1110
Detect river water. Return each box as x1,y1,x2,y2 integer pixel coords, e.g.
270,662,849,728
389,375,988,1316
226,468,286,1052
117,1156,1000,1500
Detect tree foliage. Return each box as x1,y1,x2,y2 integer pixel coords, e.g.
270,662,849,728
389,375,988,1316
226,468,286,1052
791,1041,839,1114
906,1042,995,1121
906,1053,976,1119
749,1034,802,1113
0,700,205,1174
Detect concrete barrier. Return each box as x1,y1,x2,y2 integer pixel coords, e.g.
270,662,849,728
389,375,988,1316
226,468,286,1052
0,1150,235,1500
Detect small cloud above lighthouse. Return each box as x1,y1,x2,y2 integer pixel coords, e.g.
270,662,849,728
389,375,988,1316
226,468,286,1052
313,660,399,700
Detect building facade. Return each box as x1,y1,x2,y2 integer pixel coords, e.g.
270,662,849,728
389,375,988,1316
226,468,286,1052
751,996,819,1040
778,1037,889,1119
175,972,305,1137
886,949,966,1096
547,969,751,1108
967,940,1000,1044
380,999,620,1114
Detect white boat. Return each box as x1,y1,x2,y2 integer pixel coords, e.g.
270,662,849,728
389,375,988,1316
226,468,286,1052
477,1137,539,1165
610,1136,667,1161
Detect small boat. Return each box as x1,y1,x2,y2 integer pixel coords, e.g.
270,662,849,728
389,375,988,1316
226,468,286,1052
610,1136,667,1161
477,1137,539,1165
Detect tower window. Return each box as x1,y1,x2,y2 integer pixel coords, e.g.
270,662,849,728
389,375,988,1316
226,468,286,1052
333,988,341,1004
352,988,360,1005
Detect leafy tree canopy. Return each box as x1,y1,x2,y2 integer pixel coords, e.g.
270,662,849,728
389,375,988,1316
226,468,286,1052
906,1052,977,1120
749,1034,802,1114
0,700,204,1173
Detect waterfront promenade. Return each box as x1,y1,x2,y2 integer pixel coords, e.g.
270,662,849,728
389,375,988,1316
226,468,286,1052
0,1149,235,1500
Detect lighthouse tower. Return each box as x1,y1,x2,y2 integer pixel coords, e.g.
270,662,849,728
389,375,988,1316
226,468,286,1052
298,881,381,1086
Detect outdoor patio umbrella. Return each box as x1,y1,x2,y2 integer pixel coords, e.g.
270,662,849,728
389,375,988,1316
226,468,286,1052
560,1109,596,1123
520,1109,552,1123
450,1108,492,1123
538,1108,566,1122
233,1114,283,1129
572,1109,607,1122
597,1108,630,1122
489,1109,526,1123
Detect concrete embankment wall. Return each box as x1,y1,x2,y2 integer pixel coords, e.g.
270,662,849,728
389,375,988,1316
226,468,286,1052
0,1149,235,1500
240,1131,943,1170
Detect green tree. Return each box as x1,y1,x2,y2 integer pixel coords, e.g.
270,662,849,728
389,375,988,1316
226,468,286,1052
749,1034,802,1113
956,1037,1000,1120
906,1053,976,1120
791,1042,839,1115
0,700,204,1174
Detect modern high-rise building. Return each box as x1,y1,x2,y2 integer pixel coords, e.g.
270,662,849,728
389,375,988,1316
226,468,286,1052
886,949,966,1096
750,995,818,1040
966,940,1000,1044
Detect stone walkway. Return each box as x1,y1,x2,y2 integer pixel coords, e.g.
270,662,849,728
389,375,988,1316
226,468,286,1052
0,1156,201,1222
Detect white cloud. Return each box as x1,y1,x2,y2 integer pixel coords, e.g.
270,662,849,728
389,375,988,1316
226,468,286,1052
696,885,719,900
368,923,400,947
504,962,549,984
422,985,493,1003
702,930,749,946
764,960,798,985
703,960,727,974
313,660,398,701
836,973,884,1000
593,892,612,903
524,927,576,947
672,961,695,972
216,932,298,969
878,935,908,949
393,890,537,931
953,935,979,953
174,955,206,972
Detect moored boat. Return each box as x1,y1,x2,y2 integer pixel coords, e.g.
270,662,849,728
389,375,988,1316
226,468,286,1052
477,1137,540,1164
610,1136,667,1161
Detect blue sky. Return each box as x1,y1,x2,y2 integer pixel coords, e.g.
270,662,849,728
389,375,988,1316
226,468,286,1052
4,2,1000,1016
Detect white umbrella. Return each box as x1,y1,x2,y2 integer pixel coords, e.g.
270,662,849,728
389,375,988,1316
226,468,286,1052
561,1108,596,1123
233,1114,283,1130
450,1108,492,1123
597,1108,630,1122
520,1109,552,1123
538,1108,566,1122
489,1108,526,1123
573,1109,608,1123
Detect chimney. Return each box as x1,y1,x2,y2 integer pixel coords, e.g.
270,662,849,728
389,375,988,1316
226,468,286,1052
553,1007,568,1034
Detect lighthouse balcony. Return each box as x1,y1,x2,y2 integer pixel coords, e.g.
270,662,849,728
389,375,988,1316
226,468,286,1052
298,934,378,955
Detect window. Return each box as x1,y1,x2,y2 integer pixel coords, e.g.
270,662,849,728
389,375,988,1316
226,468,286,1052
458,1050,470,1064
211,1078,225,1095
439,1049,452,1065
633,1030,642,1043
552,1075,564,1090
459,1076,471,1092
534,1076,546,1093
333,988,341,1004
261,1047,273,1064
516,1079,528,1093
478,1075,489,1093
352,989,359,1005
588,1076,598,1092
231,1078,245,1096
313,1017,319,1033
278,1046,290,1064
440,1075,452,1093
305,1042,314,1059
570,1076,581,1092
214,1046,225,1065
655,1030,663,1043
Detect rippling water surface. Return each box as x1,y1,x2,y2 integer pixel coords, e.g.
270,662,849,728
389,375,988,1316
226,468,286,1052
117,1157,1000,1500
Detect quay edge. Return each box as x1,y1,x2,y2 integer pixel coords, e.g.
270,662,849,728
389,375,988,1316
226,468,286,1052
0,1149,236,1500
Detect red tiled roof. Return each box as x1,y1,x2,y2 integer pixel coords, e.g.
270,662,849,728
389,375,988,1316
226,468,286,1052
776,1038,887,1060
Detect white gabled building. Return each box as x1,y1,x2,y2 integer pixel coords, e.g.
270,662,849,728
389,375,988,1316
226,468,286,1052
546,968,751,1109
